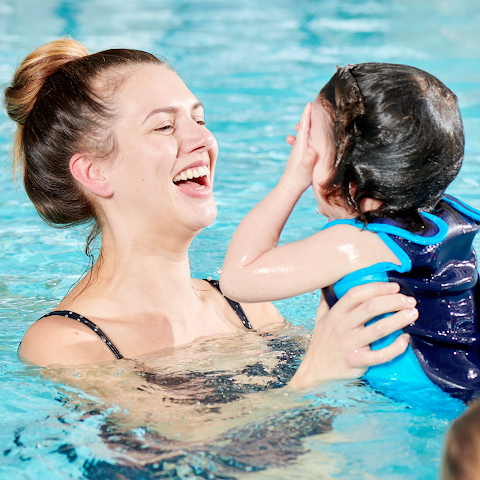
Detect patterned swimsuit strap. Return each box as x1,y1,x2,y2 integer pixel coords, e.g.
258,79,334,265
41,282,252,360
205,279,253,330
40,310,124,359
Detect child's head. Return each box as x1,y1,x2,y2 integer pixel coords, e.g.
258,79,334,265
443,399,480,480
311,63,464,231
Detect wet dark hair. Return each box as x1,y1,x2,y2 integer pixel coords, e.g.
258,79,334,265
319,63,464,232
4,38,167,258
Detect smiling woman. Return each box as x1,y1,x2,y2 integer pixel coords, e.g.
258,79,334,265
4,38,416,387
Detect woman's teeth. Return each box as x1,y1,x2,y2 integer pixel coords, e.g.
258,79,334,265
173,166,209,183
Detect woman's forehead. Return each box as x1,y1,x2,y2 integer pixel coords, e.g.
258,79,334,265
116,64,199,116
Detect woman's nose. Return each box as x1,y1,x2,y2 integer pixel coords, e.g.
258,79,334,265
179,119,215,154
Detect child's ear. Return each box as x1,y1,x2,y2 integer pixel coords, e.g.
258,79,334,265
360,197,383,213
69,153,114,198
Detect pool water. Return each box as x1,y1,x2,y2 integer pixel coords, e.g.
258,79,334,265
0,0,479,479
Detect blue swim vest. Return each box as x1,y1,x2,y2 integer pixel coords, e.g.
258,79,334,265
321,195,480,400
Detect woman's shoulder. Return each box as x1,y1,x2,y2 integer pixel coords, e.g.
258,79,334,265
239,301,285,329
196,278,285,330
19,313,116,366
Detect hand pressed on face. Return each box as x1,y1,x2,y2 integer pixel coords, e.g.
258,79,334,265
279,103,317,196
288,99,352,219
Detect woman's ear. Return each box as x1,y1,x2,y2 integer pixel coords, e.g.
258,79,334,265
69,153,114,198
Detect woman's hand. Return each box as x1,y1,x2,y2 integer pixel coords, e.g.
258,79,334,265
278,103,317,197
290,282,417,388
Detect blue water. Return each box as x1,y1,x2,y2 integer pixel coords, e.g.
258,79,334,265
0,1,479,479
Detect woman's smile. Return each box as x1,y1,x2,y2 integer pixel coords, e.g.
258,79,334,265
173,161,212,197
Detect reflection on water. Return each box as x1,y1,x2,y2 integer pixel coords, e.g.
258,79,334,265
7,324,457,480
45,326,338,479
82,407,334,479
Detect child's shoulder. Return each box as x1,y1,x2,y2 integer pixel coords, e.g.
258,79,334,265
314,221,402,280
319,220,378,243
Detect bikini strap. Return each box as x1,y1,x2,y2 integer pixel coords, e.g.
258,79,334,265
40,311,124,360
205,279,253,330
40,282,252,359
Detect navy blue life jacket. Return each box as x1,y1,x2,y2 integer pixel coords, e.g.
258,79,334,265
322,195,480,400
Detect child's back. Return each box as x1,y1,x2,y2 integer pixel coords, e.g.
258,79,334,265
322,195,480,398
221,63,480,399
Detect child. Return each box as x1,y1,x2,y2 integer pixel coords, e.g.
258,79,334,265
221,63,480,399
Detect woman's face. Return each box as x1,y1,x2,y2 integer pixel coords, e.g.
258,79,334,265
104,64,218,238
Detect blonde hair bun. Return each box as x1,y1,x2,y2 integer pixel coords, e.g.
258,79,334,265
5,38,89,127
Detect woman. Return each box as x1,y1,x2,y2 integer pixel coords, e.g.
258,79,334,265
4,38,416,387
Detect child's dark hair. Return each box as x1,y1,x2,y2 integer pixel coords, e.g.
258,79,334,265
319,63,464,232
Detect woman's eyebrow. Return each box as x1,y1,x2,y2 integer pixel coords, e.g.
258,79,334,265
142,102,204,125
192,101,204,111
142,106,178,125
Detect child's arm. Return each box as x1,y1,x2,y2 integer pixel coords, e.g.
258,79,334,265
220,104,398,303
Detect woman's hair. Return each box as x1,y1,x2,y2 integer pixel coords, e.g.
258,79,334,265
318,63,464,232
443,399,480,480
4,38,166,256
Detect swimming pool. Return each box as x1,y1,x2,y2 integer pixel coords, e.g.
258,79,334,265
0,0,479,478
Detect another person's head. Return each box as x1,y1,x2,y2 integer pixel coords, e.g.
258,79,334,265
308,63,464,231
443,400,480,480
4,38,217,257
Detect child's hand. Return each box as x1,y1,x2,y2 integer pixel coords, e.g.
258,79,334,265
279,103,316,196
285,123,300,146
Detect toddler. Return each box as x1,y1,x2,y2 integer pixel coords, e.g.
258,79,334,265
221,64,480,399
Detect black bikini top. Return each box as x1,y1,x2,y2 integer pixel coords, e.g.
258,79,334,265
40,279,252,360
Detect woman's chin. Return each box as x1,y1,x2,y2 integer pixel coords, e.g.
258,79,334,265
185,201,217,231
199,203,217,229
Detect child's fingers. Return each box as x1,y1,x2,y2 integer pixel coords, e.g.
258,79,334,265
286,135,296,146
356,333,410,367
295,103,312,148
303,145,316,169
288,104,312,167
286,108,310,148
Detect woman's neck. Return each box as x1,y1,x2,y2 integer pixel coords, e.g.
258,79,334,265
62,222,201,320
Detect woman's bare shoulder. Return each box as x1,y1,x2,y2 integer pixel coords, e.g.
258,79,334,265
240,302,285,330
19,315,116,367
194,278,285,330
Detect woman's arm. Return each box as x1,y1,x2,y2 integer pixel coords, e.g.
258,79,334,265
290,282,417,388
240,301,286,329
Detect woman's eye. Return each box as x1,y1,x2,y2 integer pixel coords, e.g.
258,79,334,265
155,125,173,132
197,120,206,126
